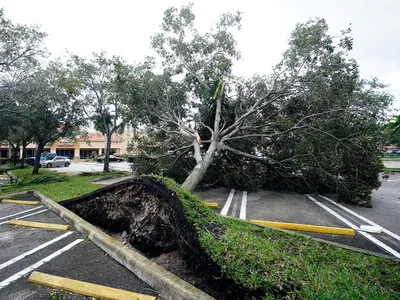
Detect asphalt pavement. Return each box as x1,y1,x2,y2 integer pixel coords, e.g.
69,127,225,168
384,160,400,168
0,192,159,300
195,175,400,259
47,161,132,175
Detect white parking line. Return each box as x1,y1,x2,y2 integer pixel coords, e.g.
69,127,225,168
239,191,247,220
220,189,235,216
0,209,48,225
0,206,44,221
319,195,400,243
0,232,74,271
231,197,239,217
306,195,400,259
0,239,84,290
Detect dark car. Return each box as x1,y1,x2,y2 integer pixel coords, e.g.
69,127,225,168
97,155,124,163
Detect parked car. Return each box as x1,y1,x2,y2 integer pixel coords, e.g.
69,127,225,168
40,156,71,168
128,155,136,163
28,152,59,165
97,155,124,163
386,149,399,154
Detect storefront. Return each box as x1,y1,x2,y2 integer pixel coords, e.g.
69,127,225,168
56,149,75,159
79,149,99,159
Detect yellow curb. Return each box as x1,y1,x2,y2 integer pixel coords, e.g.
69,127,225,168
204,202,218,208
250,220,355,236
28,271,158,300
0,199,41,205
8,220,71,231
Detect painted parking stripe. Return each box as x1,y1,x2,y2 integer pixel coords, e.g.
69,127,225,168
220,189,235,216
0,239,84,290
0,232,74,271
306,195,400,259
0,206,44,221
231,196,239,218
0,209,48,225
319,195,400,243
239,191,247,220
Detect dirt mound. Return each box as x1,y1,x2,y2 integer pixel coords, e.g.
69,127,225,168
62,176,234,298
63,177,205,258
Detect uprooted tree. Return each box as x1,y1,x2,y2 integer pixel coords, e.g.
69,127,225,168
127,5,393,206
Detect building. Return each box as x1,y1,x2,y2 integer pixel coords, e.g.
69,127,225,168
0,133,132,160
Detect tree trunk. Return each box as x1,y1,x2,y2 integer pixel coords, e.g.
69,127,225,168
182,150,215,192
32,143,45,174
12,145,19,166
181,162,210,192
21,144,27,168
103,131,112,173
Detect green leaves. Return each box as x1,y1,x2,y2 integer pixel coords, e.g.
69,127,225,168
386,115,400,135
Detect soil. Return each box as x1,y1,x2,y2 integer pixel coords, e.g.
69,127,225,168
61,177,250,299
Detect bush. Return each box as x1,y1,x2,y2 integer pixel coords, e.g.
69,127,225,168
0,163,29,173
0,158,28,165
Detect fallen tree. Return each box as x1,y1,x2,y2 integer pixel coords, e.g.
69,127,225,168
127,5,393,206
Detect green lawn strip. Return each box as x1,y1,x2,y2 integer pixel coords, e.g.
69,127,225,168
155,175,400,299
384,168,400,171
1,168,102,202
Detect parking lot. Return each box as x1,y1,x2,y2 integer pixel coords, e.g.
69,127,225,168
195,174,400,259
0,193,158,299
47,161,132,175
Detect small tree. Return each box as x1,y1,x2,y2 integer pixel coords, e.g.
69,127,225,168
17,63,85,174
0,8,47,113
69,53,131,172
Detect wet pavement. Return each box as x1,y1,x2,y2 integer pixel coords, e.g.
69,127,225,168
195,175,400,259
0,192,159,300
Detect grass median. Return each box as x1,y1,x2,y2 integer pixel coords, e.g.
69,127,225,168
384,167,400,172
0,168,129,202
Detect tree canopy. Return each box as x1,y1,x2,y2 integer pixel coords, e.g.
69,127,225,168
127,5,393,206
0,5,395,205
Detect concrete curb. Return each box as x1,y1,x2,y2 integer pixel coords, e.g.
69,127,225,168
6,170,21,184
250,219,355,236
29,271,158,300
85,175,134,183
33,190,215,300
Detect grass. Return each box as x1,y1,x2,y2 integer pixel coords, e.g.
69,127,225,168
384,168,400,172
0,168,110,201
155,175,400,299
2,169,399,298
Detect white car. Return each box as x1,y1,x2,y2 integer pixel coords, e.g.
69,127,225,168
40,156,71,168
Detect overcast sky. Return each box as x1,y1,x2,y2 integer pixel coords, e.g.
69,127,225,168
2,0,399,108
